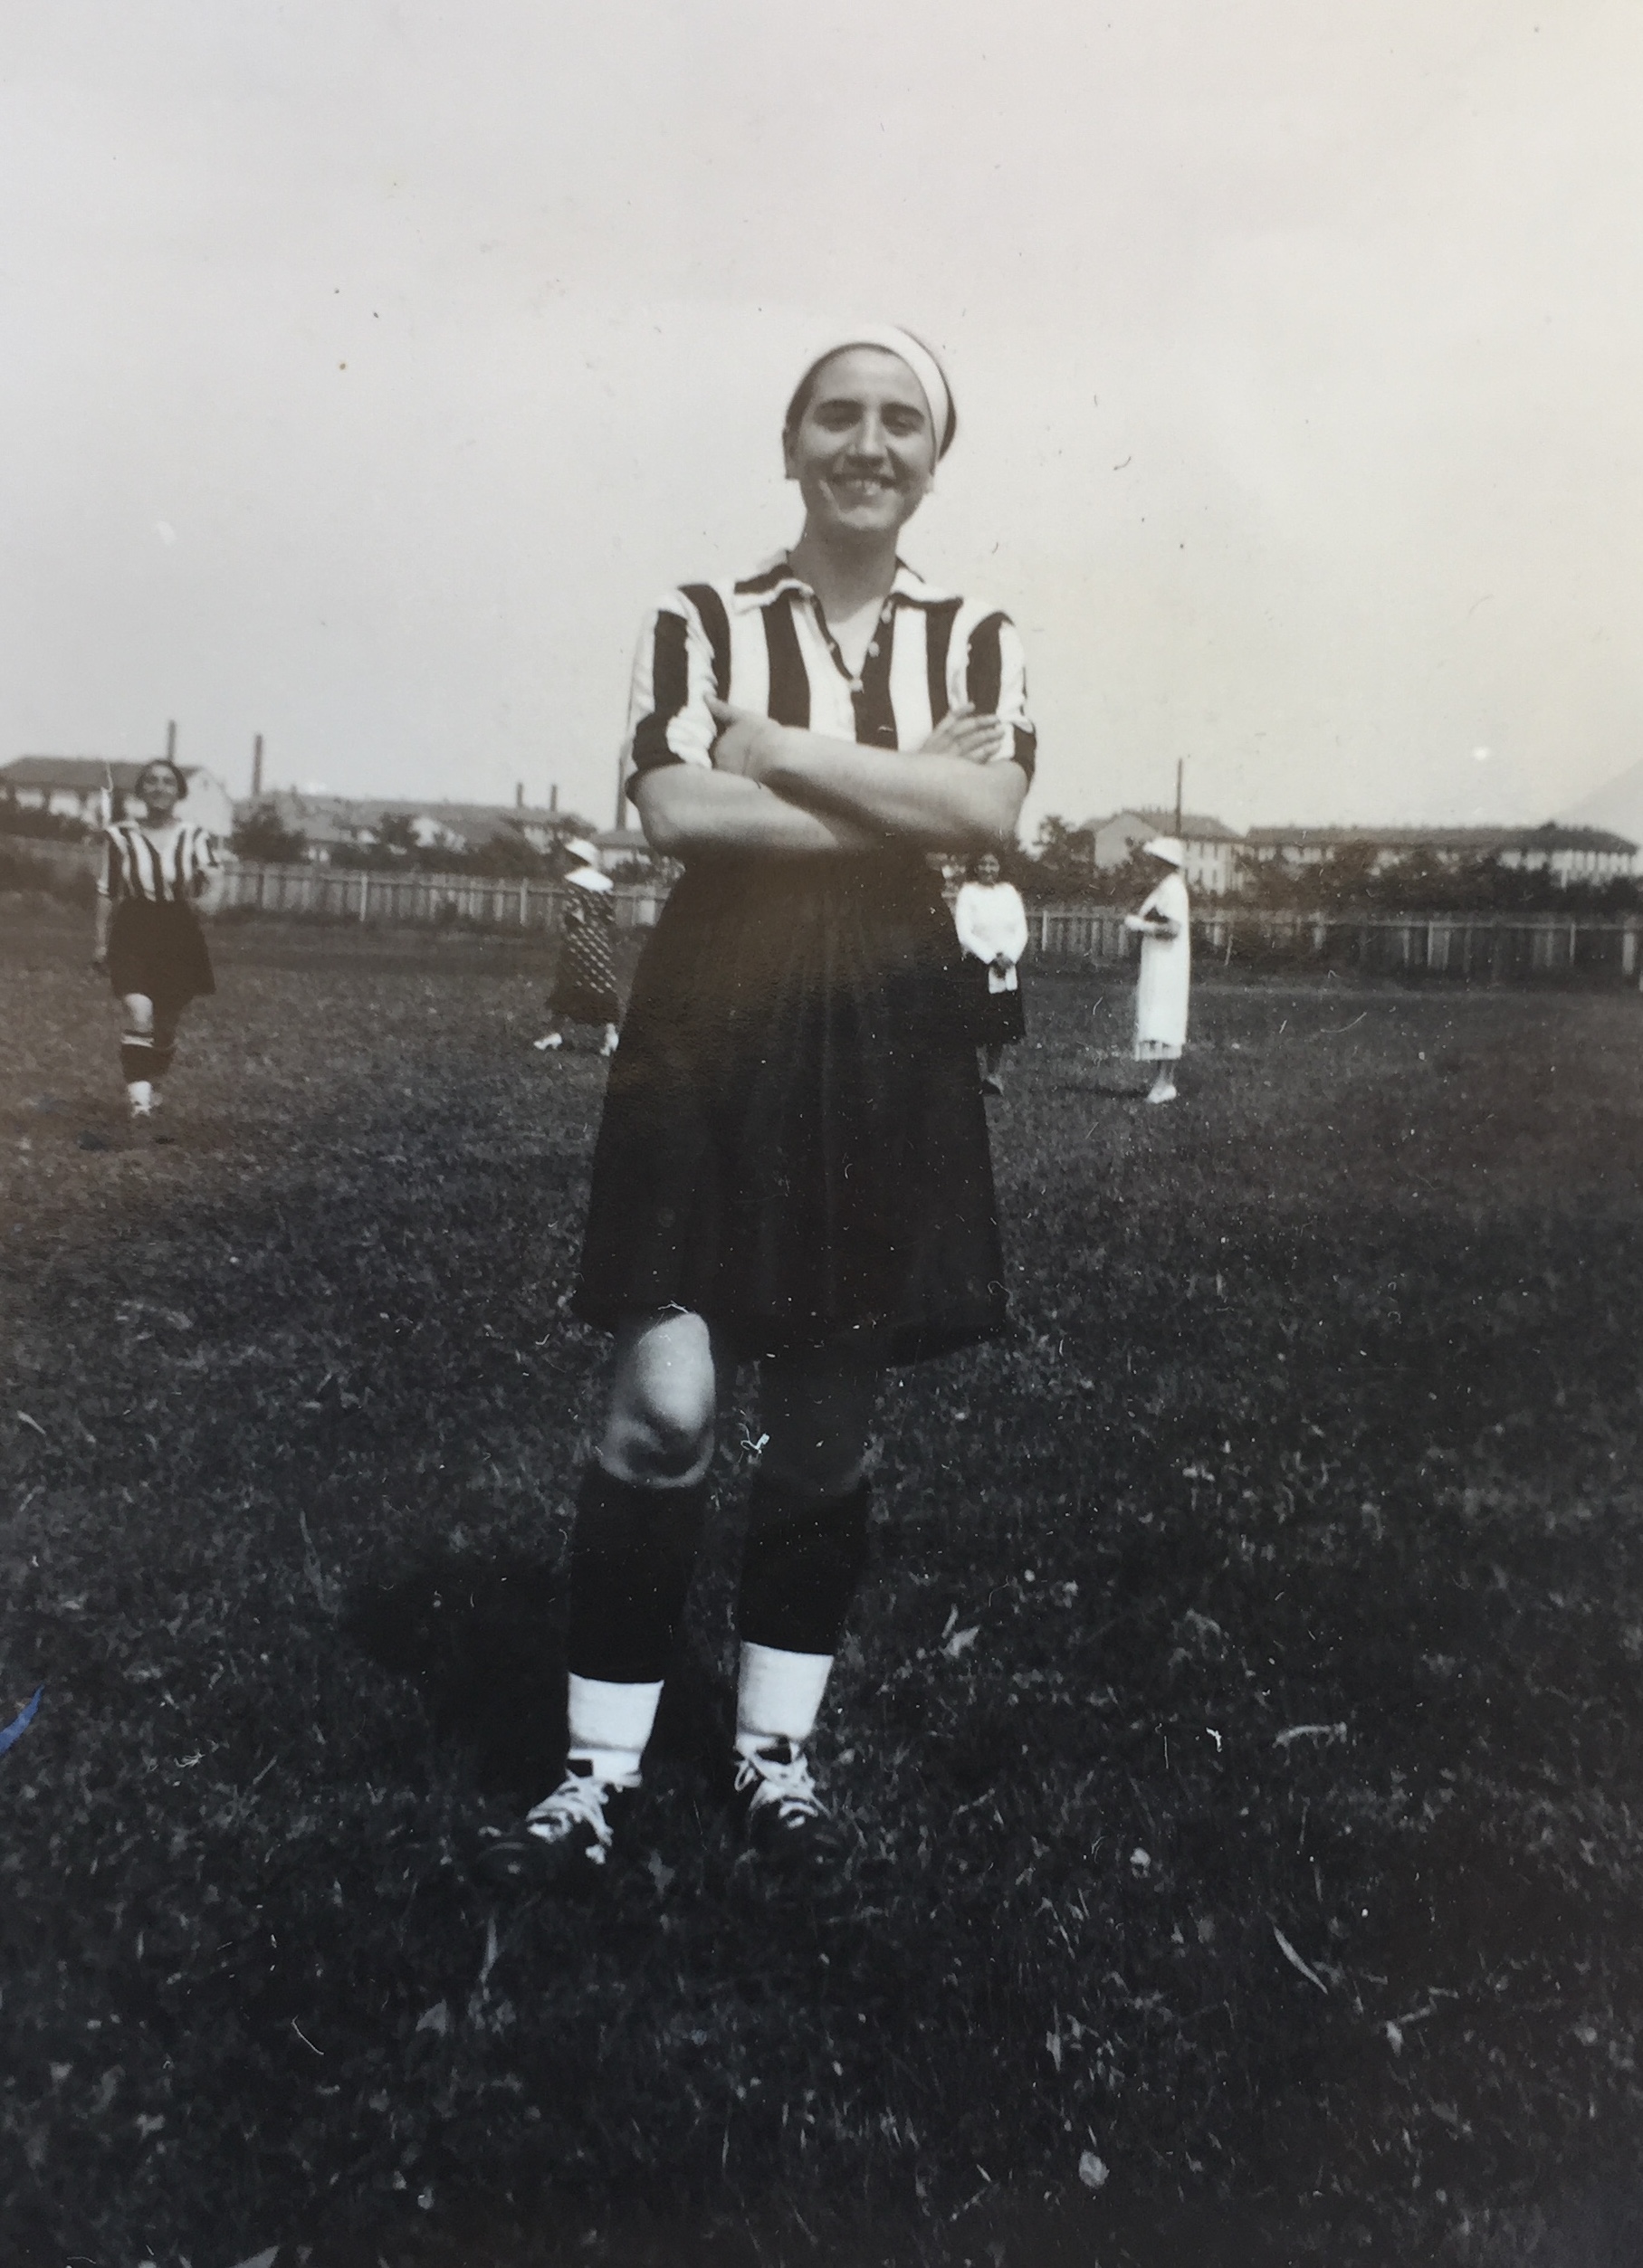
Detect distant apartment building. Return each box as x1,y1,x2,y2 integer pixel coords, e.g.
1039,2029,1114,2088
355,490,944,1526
1,756,235,840
236,789,591,863
1070,811,1635,897
1242,823,1637,887
1081,808,1244,897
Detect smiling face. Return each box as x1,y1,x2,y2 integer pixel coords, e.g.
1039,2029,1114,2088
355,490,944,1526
135,763,183,817
783,347,937,547
974,853,1001,885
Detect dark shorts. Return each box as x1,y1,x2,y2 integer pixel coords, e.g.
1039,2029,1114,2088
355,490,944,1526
573,851,1006,1365
107,899,215,1010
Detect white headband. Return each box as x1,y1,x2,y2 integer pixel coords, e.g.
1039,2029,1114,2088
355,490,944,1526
795,324,954,456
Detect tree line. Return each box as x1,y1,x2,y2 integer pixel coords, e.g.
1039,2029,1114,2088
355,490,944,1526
1026,816,1642,913
4,798,1635,912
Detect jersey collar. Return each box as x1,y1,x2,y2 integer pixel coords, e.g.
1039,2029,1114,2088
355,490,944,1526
729,554,959,612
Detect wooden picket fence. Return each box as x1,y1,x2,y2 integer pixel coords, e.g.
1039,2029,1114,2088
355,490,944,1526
10,838,1641,984
215,868,1642,985
215,862,667,933
1031,904,1643,984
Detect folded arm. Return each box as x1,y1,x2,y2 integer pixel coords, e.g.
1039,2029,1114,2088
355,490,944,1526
632,766,883,859
709,703,1027,852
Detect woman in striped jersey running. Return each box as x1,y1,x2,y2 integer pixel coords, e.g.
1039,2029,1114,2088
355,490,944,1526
91,758,224,1126
482,326,1034,1890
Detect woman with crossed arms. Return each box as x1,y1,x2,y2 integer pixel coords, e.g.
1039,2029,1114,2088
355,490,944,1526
482,326,1035,1888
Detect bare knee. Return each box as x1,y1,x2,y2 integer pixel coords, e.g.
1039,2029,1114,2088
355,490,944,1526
599,1313,720,1486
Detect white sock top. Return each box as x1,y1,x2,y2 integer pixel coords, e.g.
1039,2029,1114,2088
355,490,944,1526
567,1673,664,1781
735,1641,834,1752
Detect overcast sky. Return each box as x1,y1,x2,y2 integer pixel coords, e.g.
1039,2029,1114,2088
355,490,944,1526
3,1,1638,835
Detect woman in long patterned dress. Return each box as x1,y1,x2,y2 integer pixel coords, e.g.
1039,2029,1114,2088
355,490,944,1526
536,840,621,1058
481,325,1034,1891
91,758,224,1127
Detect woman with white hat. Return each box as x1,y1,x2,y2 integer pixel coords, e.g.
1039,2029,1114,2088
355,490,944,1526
536,839,620,1058
1124,836,1190,1104
481,324,1034,1892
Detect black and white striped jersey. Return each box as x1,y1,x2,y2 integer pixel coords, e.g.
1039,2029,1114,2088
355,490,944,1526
100,822,219,903
624,555,1035,803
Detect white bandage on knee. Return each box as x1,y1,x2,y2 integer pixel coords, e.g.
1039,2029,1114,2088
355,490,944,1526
735,1641,833,1756
566,1672,664,1783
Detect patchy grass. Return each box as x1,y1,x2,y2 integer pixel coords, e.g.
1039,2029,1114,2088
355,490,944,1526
3,906,1643,2268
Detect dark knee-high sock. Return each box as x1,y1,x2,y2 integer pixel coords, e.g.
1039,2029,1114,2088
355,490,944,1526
149,1039,177,1085
735,1476,871,1753
564,1463,708,1777
119,1034,154,1109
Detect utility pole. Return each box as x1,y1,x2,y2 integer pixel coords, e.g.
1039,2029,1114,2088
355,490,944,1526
1174,758,1184,837
252,733,263,798
166,720,177,765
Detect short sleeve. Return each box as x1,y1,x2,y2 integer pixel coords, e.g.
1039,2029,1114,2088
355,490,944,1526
623,588,725,804
953,607,1036,781
97,828,118,898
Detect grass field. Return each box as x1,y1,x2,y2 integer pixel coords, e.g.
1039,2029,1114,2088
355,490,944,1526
4,902,1643,2268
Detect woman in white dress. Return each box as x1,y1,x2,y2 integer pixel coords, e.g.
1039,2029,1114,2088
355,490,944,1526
952,850,1027,1095
1124,835,1189,1104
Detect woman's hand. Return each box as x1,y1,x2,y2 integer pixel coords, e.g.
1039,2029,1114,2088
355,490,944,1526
919,704,1008,765
990,952,1013,978
705,697,785,784
89,950,108,973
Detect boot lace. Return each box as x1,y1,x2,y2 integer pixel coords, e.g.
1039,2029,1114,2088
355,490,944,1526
734,1742,825,1825
524,1768,626,1862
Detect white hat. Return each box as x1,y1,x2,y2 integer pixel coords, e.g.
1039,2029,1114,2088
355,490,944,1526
1142,836,1185,866
564,837,599,865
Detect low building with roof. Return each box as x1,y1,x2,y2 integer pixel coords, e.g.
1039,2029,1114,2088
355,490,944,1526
1080,808,1245,898
2,756,235,840
234,789,596,864
1242,823,1636,887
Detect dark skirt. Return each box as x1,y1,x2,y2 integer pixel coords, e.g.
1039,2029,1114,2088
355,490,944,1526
573,851,1006,1364
960,955,1027,1047
107,899,215,1009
